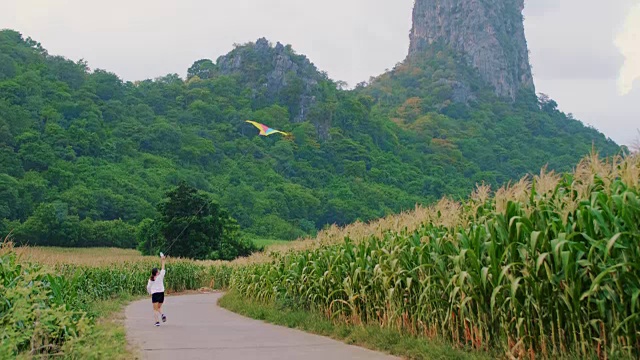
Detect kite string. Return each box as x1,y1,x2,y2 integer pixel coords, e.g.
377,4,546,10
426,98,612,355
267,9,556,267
163,202,208,255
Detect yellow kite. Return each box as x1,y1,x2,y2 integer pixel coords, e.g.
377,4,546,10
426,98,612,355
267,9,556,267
245,121,291,137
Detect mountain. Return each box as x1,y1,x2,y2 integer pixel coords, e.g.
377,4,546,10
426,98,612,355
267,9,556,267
0,0,620,248
409,0,535,100
190,38,326,124
358,0,619,189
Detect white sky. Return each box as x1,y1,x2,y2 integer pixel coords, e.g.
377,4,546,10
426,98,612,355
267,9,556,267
616,3,640,95
1,0,638,145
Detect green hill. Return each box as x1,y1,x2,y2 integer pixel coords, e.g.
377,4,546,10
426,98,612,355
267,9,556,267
0,30,619,248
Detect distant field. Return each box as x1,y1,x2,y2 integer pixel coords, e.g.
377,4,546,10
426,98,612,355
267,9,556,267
14,246,148,265
12,246,226,267
251,238,291,249
12,241,289,267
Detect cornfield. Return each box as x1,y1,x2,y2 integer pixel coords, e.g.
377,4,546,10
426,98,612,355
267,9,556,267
1,243,233,357
232,153,640,359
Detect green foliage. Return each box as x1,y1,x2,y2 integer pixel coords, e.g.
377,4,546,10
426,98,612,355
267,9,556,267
136,218,165,256
11,202,137,248
231,164,640,358
187,59,216,80
0,249,89,357
139,183,256,260
364,46,620,188
0,29,620,248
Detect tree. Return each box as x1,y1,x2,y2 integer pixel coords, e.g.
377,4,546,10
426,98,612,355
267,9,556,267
136,218,165,256
88,69,123,101
0,174,19,219
538,93,558,114
148,183,256,260
187,59,216,80
15,202,81,247
0,54,17,80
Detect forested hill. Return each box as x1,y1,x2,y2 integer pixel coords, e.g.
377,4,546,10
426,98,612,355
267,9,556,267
0,30,619,247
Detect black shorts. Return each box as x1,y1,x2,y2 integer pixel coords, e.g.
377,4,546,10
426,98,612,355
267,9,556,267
152,292,165,304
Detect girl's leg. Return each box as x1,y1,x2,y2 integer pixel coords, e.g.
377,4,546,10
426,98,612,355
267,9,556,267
152,302,160,324
158,303,166,322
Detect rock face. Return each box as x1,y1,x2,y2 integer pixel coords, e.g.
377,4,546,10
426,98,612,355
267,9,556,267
409,0,535,99
216,38,323,122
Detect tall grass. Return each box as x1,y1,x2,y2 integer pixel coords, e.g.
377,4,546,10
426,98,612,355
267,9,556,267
232,153,640,359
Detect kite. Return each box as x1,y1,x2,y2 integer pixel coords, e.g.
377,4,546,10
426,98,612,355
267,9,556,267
245,120,291,137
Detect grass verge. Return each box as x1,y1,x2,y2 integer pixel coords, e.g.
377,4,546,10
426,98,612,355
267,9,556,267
218,291,492,360
58,295,142,360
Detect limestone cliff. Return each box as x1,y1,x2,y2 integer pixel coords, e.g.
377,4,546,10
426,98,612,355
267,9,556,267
409,0,535,99
215,38,323,122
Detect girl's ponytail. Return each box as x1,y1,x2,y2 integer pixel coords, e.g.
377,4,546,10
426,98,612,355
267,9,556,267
150,268,159,281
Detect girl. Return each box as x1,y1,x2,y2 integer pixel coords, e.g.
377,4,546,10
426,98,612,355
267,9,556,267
147,254,167,326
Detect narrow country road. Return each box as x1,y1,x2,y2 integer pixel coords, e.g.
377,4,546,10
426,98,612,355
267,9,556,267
125,292,399,360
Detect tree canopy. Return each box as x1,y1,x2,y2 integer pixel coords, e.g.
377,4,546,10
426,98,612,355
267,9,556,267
0,30,621,250
138,183,255,260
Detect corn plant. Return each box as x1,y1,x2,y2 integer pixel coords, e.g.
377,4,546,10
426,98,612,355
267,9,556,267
232,154,640,359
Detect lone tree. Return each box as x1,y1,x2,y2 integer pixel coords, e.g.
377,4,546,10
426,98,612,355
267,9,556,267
138,183,255,260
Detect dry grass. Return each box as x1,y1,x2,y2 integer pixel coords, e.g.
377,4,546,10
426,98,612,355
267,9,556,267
13,247,151,266
13,246,231,268
235,152,639,264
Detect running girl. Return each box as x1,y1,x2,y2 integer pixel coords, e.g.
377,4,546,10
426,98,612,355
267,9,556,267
147,254,167,326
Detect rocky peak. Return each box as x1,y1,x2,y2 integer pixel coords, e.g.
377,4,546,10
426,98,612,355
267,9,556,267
215,38,324,122
409,0,535,100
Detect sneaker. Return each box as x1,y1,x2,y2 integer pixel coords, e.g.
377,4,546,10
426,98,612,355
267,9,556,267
155,322,160,327
162,314,167,323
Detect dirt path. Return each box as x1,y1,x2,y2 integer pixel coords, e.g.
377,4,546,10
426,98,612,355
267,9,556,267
125,292,399,360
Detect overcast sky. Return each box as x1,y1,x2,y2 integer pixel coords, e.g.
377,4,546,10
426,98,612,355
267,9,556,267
2,0,639,145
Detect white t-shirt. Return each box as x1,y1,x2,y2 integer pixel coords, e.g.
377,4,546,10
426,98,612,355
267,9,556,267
147,269,166,294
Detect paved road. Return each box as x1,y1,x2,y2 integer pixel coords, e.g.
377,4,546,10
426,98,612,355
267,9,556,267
125,292,399,360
